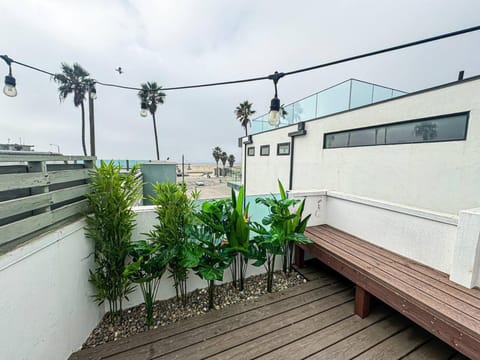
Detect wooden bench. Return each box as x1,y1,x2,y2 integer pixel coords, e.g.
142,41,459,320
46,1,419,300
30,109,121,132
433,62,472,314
296,224,480,360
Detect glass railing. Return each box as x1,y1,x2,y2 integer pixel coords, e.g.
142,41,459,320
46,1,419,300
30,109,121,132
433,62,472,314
250,79,407,134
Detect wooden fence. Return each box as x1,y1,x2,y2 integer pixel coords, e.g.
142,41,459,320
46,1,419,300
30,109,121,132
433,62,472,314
0,154,95,251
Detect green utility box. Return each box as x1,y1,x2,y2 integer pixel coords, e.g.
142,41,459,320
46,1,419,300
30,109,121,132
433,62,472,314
140,161,177,204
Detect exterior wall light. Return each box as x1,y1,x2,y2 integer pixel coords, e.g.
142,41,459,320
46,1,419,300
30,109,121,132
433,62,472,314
140,101,148,117
267,71,284,127
89,84,97,100
1,55,17,97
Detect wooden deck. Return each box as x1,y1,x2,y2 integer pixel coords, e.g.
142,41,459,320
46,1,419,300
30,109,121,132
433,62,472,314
70,262,465,360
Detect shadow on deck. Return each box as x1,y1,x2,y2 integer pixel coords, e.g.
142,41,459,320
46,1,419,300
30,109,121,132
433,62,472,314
70,260,465,360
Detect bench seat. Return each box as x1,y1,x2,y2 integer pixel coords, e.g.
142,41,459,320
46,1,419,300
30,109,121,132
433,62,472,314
298,224,480,360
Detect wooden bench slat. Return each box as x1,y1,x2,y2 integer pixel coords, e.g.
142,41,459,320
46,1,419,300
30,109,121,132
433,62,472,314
322,225,480,309
303,225,480,360
305,227,480,334
308,227,480,320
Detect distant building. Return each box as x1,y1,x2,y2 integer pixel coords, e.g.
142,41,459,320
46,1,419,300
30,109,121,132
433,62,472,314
0,143,34,152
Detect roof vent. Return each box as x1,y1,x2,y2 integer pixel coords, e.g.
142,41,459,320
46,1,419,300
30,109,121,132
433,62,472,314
458,70,464,81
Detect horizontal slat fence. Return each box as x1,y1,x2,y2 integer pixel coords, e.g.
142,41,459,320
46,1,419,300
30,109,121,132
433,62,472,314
0,154,95,250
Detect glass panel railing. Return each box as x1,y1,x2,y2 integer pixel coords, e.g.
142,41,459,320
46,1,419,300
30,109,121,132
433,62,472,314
316,80,351,117
350,80,373,109
249,79,407,135
372,85,393,102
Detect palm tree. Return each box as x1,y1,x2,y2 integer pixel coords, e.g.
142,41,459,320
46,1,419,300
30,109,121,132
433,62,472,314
235,101,256,137
54,63,91,156
212,146,222,177
220,152,228,177
228,154,235,168
138,82,165,160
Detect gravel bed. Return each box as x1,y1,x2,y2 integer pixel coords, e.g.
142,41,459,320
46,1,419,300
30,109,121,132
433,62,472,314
83,271,307,349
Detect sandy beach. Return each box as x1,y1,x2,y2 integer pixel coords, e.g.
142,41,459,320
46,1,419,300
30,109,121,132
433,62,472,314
177,164,239,199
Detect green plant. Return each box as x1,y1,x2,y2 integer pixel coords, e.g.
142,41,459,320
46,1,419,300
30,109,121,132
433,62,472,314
235,100,256,137
124,241,168,326
212,146,222,177
54,63,92,156
147,182,197,306
187,203,232,309
251,180,311,292
138,82,166,160
86,161,142,314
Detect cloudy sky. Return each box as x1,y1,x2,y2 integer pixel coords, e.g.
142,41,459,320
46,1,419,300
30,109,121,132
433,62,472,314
1,0,480,163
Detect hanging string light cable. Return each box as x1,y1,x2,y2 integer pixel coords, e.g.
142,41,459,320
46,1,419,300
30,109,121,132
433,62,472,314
2,24,480,97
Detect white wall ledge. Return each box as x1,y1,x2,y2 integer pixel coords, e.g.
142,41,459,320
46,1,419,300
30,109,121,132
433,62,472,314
326,191,458,225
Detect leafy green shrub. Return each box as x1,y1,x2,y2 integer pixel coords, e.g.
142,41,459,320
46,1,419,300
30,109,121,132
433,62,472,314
251,180,311,292
124,241,168,326
86,161,142,314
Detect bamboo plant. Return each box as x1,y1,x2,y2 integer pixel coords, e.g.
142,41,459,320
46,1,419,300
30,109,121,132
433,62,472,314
86,161,142,315
147,182,197,306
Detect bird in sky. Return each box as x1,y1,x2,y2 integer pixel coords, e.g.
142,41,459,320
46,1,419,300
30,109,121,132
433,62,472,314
115,67,123,74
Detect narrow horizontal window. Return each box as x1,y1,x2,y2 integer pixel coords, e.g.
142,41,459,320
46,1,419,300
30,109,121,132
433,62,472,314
324,112,468,149
260,145,270,156
277,142,290,155
247,146,255,156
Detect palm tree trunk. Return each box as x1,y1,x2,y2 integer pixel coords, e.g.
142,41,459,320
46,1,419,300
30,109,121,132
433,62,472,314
80,101,87,156
152,113,160,160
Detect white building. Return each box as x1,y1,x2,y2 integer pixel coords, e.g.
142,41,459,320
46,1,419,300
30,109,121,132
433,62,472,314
241,76,480,289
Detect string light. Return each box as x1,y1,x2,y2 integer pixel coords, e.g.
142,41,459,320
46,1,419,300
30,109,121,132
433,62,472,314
1,24,480,100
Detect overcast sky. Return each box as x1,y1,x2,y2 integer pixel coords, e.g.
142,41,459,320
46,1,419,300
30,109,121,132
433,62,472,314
1,0,480,163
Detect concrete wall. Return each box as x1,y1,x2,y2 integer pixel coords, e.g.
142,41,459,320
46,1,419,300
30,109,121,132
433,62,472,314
245,79,480,215
0,220,103,360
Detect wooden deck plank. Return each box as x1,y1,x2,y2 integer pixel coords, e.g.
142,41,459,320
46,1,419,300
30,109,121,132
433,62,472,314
103,282,351,360
305,227,480,334
402,338,457,360
159,290,354,360
69,276,337,360
322,226,480,311
305,314,411,359
354,326,431,359
206,301,354,360
257,307,392,360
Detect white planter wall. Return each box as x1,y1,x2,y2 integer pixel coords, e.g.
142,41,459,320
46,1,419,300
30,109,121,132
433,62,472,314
0,220,103,360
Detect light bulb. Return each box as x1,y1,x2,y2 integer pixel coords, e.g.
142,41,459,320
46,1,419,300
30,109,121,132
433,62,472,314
268,96,281,126
3,75,17,97
268,110,280,127
90,90,97,100
140,108,148,117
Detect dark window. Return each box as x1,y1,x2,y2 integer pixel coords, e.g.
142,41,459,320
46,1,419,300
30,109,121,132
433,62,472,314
277,142,290,155
324,112,468,149
247,146,255,156
260,145,270,156
348,128,376,147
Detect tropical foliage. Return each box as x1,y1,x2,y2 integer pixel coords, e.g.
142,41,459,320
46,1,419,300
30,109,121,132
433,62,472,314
54,63,92,156
228,154,235,168
86,161,142,314
212,146,222,177
138,82,166,160
235,100,256,137
124,241,168,325
250,180,312,291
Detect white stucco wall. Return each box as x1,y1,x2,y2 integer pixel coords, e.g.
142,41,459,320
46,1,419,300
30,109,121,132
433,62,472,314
245,78,480,214
0,220,104,360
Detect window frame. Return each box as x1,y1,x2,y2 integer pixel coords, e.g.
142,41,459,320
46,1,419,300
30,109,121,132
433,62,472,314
277,142,291,156
323,111,469,149
247,146,255,156
260,145,270,156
